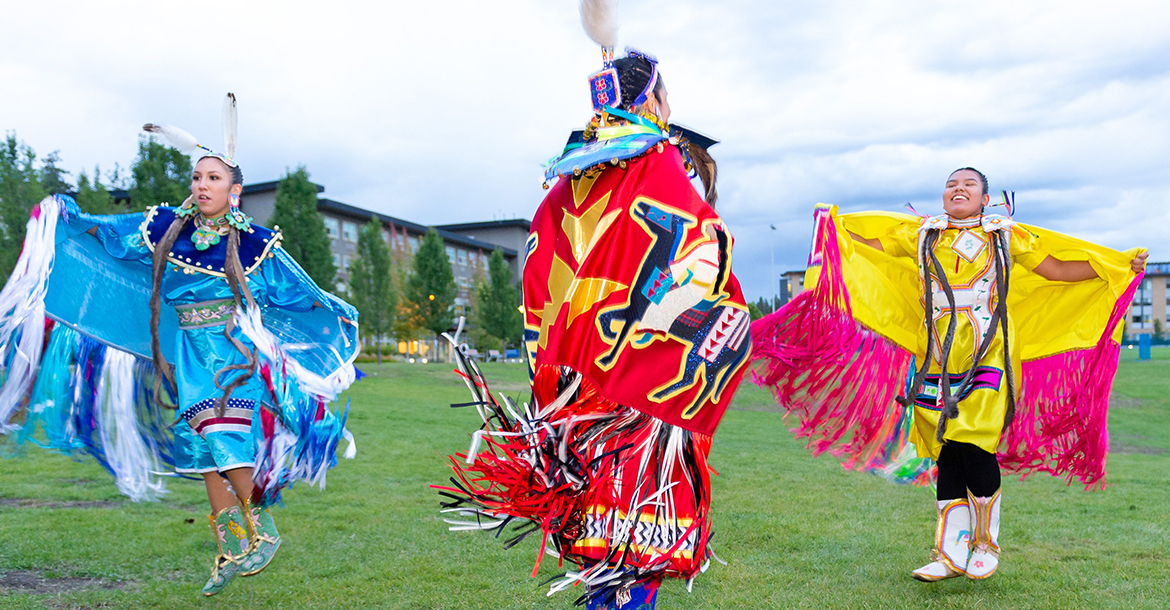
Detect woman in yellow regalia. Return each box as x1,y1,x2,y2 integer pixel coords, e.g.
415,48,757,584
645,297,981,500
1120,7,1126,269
752,168,1146,583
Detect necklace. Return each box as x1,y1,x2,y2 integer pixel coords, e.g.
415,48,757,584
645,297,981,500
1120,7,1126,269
192,214,229,250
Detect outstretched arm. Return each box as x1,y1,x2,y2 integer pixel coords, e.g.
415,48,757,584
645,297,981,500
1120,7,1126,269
1032,252,1147,282
848,230,884,252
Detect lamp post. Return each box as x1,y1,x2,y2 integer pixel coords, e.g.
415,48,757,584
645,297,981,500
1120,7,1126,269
770,224,777,311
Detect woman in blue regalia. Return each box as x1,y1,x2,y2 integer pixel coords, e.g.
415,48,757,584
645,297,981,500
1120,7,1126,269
0,94,359,596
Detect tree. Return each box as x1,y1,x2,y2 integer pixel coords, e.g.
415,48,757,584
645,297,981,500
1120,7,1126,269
1154,318,1165,341
129,136,192,211
75,166,114,215
404,228,456,338
753,296,775,317
472,250,522,349
386,224,416,346
0,133,46,279
38,151,71,195
268,166,336,289
348,219,396,363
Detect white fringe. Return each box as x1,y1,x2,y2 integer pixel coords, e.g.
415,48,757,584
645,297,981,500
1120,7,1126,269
234,305,356,401
0,197,60,432
95,348,168,501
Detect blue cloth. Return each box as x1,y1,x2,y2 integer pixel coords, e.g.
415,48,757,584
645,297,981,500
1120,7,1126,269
45,202,358,472
544,132,666,181
173,398,257,473
585,583,658,610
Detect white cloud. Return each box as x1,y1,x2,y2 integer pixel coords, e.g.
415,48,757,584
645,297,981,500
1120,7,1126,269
1,0,1166,300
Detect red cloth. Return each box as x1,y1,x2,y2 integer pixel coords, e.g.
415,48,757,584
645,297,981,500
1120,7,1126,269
524,146,751,436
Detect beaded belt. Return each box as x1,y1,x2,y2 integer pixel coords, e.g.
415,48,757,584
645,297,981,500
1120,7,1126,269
174,299,236,329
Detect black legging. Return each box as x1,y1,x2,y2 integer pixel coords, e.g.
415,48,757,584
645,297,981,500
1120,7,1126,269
936,441,1001,500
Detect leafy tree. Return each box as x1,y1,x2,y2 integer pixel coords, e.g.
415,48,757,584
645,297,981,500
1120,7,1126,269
1154,318,1165,341
104,163,130,190
75,166,114,215
753,296,775,317
38,151,71,195
129,136,192,211
404,228,456,337
268,166,336,289
348,219,396,363
471,250,522,348
386,224,416,344
0,133,46,279
748,301,764,321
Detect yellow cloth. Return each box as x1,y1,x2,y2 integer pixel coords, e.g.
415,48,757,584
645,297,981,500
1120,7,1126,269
809,206,1141,459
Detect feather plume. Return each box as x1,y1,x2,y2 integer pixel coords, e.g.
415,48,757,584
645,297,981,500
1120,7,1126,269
222,93,237,160
142,123,199,153
579,0,617,49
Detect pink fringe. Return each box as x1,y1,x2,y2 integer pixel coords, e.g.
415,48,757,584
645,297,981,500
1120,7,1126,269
751,210,913,472
1001,272,1144,490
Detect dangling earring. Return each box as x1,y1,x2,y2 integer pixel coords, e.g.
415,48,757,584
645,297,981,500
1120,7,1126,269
226,192,251,231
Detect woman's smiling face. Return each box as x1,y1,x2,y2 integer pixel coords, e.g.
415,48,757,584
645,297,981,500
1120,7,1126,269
943,169,989,219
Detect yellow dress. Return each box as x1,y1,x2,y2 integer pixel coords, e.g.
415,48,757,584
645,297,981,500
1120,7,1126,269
877,217,1043,458
757,204,1145,486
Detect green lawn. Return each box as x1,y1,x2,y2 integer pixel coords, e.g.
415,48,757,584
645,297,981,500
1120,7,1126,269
1,354,1167,609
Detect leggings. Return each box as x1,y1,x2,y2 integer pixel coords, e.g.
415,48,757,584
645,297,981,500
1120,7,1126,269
936,441,1001,500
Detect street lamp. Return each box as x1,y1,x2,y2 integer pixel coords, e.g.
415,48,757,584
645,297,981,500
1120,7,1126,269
770,224,777,310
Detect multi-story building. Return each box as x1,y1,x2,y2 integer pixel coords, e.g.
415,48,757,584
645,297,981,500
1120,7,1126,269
238,181,524,318
1129,261,1169,336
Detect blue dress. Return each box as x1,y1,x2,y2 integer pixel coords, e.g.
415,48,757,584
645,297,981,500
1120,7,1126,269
0,196,358,502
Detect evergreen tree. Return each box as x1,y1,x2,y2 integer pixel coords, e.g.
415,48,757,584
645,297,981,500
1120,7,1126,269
405,228,456,337
0,133,46,279
75,166,114,215
387,224,416,345
269,166,336,290
38,151,71,195
129,136,192,211
348,219,396,363
753,296,775,316
472,249,522,348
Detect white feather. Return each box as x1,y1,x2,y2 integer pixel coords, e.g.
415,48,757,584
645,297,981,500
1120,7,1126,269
222,93,237,160
579,0,617,49
141,123,199,153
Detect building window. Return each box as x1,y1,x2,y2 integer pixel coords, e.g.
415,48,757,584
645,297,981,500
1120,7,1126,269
341,255,350,270
446,246,456,264
324,217,340,239
458,249,468,266
332,253,341,269
409,236,419,254
341,222,357,243
383,230,392,246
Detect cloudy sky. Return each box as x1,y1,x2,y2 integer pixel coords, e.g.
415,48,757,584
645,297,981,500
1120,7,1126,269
2,0,1167,299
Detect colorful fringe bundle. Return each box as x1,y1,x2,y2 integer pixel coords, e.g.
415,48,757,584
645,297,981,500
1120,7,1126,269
239,306,355,508
750,208,921,481
434,329,718,605
4,321,173,501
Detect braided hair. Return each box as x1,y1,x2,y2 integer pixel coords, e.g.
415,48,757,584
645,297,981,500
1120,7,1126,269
149,158,259,415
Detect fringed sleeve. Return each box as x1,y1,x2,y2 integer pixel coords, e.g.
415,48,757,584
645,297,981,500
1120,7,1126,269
1001,225,1144,489
241,248,359,507
750,204,930,484
1,196,174,501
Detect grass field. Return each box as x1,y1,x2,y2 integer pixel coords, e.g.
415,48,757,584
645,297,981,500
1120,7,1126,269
1,351,1168,609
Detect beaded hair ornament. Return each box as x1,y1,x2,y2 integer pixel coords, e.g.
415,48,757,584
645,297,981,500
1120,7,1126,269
582,0,659,116
142,93,250,233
